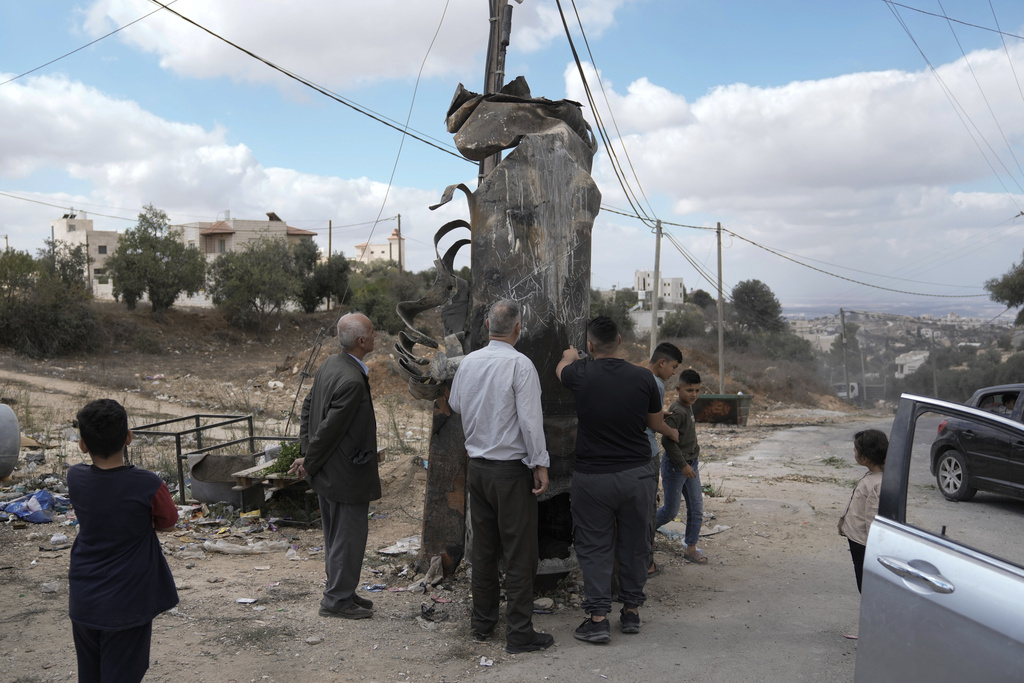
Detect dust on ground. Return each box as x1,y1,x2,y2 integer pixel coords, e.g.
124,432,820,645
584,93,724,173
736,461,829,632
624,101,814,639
0,305,877,682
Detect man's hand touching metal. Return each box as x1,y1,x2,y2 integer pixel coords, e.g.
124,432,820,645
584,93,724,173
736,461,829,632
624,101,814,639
288,457,307,478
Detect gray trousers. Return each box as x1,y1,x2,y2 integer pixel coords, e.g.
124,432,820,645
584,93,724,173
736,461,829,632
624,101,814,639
571,460,657,615
318,495,370,612
468,458,539,646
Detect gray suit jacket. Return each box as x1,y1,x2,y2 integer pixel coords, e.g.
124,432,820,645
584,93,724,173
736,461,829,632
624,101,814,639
299,353,381,503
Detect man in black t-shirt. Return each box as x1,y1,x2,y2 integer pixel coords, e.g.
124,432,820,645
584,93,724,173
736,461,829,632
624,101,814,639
557,317,679,644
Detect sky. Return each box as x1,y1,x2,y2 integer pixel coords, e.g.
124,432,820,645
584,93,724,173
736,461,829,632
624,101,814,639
3,0,1024,321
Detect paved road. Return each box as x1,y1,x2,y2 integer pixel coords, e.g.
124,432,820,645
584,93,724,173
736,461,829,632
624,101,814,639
472,416,895,683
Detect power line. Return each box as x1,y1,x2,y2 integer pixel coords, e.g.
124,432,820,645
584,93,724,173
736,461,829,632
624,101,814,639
884,2,1024,40
147,0,470,163
0,1,181,87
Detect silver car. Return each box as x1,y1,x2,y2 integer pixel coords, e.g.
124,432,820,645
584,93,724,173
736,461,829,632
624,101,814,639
856,394,1024,681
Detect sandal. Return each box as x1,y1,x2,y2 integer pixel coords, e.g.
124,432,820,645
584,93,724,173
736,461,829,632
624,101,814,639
683,548,709,564
647,562,662,577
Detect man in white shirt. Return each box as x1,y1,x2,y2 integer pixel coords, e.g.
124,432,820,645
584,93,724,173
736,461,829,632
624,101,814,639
449,299,553,654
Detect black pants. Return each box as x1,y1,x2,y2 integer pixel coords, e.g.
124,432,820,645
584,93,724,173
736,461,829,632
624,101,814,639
72,620,152,683
319,495,370,612
849,539,866,593
572,460,657,615
468,458,540,646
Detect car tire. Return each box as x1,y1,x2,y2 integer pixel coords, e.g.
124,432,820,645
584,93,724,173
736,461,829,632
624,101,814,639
936,450,977,502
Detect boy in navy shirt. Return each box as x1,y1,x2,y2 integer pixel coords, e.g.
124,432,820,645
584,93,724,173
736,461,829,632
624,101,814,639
68,399,178,683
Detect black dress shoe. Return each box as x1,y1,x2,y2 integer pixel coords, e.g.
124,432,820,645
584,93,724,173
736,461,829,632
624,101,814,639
506,631,554,654
318,604,373,620
352,594,374,609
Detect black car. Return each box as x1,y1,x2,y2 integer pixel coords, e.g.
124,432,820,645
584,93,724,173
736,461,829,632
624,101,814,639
930,383,1024,501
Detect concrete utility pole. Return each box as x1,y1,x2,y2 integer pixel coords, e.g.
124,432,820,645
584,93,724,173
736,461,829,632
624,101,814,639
326,220,332,311
396,213,402,273
649,219,662,356
717,222,725,393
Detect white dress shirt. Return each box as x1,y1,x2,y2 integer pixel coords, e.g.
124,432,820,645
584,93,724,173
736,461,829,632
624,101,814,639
448,340,550,469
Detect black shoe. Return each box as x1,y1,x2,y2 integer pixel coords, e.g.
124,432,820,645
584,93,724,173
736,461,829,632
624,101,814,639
619,608,641,634
318,604,373,620
352,594,374,609
573,617,611,644
506,631,554,654
471,628,494,643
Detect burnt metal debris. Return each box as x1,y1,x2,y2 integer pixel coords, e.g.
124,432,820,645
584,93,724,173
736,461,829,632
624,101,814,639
395,77,600,577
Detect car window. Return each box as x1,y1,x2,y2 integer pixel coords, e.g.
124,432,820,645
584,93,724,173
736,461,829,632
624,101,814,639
903,407,1024,568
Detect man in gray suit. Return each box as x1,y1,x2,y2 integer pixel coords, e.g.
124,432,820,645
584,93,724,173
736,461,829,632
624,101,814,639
290,313,380,620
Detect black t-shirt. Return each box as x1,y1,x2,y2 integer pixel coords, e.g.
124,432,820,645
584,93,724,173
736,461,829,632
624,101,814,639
560,357,661,473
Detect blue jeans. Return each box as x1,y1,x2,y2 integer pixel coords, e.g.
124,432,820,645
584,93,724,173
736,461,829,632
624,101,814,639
656,457,703,546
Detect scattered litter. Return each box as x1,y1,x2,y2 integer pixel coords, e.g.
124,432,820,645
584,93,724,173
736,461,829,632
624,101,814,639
533,597,554,613
431,595,452,604
308,546,323,554
379,536,421,555
207,577,225,583
363,584,387,592
416,616,438,631
479,656,494,667
203,539,290,555
266,582,279,587
49,533,68,545
252,605,266,611
1,490,63,524
370,512,387,520
305,635,322,645
236,598,258,604
424,555,444,586
239,510,261,519
420,603,449,622
254,566,270,571
40,582,59,593
701,524,730,537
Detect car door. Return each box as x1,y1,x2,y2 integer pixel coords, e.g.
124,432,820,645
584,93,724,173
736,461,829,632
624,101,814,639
855,395,1024,681
1003,394,1024,496
956,390,1012,486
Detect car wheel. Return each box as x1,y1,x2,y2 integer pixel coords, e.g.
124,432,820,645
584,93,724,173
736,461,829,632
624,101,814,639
936,450,977,502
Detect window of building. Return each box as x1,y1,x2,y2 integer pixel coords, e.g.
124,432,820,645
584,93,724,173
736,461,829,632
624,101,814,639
98,245,107,254
218,239,226,253
94,268,108,285
67,224,76,232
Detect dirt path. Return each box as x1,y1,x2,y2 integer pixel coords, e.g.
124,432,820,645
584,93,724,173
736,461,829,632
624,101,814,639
1,363,880,682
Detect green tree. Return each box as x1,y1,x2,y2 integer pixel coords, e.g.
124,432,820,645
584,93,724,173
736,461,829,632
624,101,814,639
986,250,1024,324
659,308,706,339
0,249,37,308
296,250,351,314
590,289,637,338
731,279,785,333
208,237,299,331
105,205,206,312
38,238,91,294
688,288,715,309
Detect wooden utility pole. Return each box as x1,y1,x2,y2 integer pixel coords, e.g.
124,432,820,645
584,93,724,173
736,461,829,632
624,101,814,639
478,0,513,183
716,222,725,393
649,219,662,355
841,308,851,402
326,220,332,311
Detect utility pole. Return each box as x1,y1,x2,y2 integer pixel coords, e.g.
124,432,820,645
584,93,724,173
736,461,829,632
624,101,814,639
1,234,7,251
716,222,725,393
396,213,403,273
479,0,513,183
326,220,332,311
649,220,662,355
841,308,851,402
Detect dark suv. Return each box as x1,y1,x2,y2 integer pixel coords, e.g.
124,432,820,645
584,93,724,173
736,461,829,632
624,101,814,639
930,383,1024,501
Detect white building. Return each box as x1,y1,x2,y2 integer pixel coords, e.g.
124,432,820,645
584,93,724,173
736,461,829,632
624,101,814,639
51,211,119,300
895,350,930,379
177,211,316,261
354,227,405,270
634,270,686,306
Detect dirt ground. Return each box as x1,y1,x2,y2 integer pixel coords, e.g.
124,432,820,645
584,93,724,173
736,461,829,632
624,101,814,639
0,306,873,683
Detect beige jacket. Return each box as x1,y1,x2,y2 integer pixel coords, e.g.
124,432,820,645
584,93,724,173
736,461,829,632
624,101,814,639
839,470,883,546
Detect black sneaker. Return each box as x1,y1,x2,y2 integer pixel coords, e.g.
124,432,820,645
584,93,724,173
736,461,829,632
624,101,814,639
471,628,494,643
506,631,554,654
573,617,611,644
619,608,641,634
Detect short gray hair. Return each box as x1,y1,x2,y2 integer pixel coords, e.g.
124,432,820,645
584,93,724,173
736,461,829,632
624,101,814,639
487,299,521,337
337,313,372,351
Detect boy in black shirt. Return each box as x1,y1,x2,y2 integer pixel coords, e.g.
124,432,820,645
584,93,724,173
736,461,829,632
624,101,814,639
68,399,178,683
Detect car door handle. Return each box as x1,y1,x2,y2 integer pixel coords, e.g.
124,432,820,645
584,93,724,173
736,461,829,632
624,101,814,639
962,430,975,439
877,556,955,594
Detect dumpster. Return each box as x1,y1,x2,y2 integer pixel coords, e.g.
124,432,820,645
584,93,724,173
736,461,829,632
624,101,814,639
692,394,752,426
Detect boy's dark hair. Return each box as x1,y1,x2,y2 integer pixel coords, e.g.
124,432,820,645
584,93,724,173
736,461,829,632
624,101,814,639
587,316,619,352
651,342,683,364
76,399,129,458
854,429,888,466
678,369,701,386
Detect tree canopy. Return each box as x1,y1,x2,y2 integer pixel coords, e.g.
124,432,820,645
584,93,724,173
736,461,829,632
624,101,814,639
986,250,1024,325
105,205,206,312
731,279,785,333
208,236,299,332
